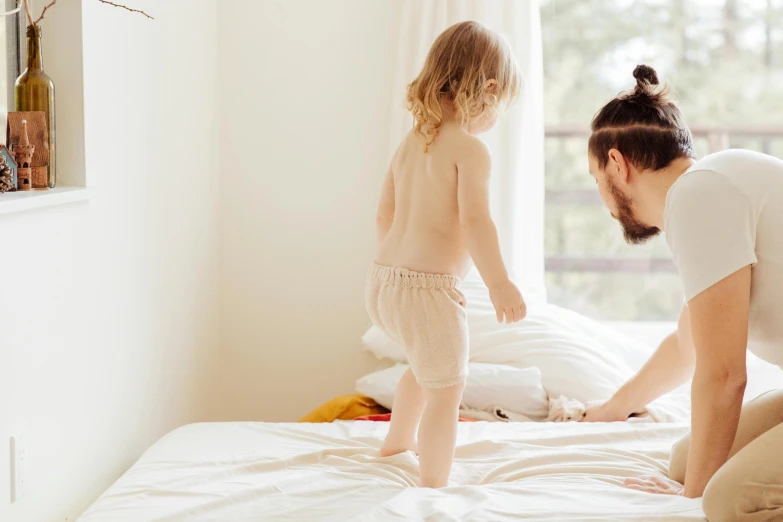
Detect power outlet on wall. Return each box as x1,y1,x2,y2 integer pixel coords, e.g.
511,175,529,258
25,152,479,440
10,435,26,503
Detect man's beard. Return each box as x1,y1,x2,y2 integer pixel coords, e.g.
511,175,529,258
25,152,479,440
608,178,660,245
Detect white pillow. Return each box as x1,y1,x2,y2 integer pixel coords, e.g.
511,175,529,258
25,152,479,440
361,325,403,364
361,270,648,405
356,363,550,420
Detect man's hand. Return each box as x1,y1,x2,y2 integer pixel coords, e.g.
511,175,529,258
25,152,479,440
488,280,526,323
583,398,631,422
624,475,684,496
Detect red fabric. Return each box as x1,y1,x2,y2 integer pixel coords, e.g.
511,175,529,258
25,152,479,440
354,413,477,422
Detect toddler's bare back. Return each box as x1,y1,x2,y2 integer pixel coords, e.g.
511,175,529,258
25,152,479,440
375,124,479,278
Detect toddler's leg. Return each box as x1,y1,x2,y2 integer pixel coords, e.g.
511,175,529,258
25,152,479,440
418,381,466,488
381,368,425,457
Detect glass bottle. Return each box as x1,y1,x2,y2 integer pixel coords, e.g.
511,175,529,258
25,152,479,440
15,24,56,189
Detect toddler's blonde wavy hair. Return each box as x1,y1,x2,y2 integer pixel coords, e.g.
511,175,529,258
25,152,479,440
407,21,522,151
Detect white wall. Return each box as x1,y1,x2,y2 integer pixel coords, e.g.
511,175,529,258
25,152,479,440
215,0,400,421
0,1,219,520
1,0,403,517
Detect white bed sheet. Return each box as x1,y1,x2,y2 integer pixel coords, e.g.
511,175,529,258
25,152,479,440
78,421,705,522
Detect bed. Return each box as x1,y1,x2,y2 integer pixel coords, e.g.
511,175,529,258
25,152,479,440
79,272,782,521
78,420,705,521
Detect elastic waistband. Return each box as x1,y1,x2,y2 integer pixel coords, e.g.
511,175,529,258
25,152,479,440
370,263,461,290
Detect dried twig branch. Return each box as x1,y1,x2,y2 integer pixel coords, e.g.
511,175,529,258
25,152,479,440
96,0,153,20
21,0,34,27
34,0,57,24
20,0,154,26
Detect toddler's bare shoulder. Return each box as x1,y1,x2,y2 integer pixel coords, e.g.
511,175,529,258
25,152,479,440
450,132,490,160
447,133,491,171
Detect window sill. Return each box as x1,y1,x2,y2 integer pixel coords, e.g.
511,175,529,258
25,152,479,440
0,187,96,215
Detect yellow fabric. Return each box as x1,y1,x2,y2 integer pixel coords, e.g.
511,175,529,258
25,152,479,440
299,394,389,423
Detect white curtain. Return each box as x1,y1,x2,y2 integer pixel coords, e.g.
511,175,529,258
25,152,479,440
388,0,546,300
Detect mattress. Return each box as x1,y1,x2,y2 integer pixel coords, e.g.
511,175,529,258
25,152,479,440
78,421,705,521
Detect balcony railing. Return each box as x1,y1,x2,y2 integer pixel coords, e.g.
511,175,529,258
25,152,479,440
545,125,783,274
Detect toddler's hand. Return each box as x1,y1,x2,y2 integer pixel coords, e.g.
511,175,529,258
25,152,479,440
488,280,526,324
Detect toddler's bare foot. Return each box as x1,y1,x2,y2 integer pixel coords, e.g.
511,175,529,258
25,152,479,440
380,439,418,457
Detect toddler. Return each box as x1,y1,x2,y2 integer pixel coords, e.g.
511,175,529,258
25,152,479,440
365,21,526,488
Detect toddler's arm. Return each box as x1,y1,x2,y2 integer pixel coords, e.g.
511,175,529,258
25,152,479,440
457,139,526,323
376,166,395,245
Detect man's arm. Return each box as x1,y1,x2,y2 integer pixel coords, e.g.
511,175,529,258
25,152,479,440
683,265,751,498
584,305,695,422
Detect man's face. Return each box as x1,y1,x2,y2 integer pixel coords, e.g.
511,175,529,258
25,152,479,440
588,154,660,245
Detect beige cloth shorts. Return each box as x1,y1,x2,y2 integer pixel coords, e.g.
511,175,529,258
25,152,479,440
365,263,469,388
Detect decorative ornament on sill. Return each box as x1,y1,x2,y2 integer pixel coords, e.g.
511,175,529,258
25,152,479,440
0,146,15,193
8,111,48,190
13,119,35,191
0,0,154,194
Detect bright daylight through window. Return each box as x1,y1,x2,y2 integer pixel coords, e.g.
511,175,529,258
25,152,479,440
541,0,783,320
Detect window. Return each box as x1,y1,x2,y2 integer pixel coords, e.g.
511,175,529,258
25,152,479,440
0,0,22,134
541,0,783,321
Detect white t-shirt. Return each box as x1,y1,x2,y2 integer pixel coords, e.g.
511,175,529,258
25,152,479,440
665,149,783,366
